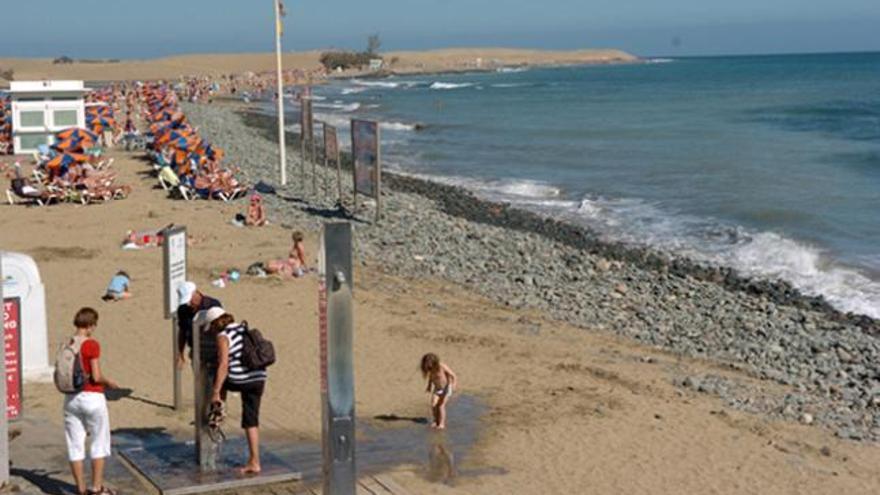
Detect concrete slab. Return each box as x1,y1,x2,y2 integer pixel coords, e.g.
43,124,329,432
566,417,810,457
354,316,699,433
119,438,301,495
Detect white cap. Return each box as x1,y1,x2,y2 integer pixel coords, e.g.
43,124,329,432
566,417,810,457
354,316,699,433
177,281,197,306
193,306,226,334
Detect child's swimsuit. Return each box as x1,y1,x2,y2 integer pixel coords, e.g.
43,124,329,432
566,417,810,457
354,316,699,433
434,383,451,397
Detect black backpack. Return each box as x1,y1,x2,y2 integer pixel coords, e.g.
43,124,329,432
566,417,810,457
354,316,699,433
239,321,276,370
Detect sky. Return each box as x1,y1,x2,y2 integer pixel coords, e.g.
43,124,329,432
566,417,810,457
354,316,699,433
2,0,879,58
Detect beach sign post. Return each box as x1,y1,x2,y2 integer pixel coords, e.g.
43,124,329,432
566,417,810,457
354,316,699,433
350,119,382,223
319,223,357,494
163,226,188,411
0,255,8,488
193,317,221,471
323,123,341,205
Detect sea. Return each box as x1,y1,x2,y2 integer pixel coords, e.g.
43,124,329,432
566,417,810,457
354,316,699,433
276,52,880,318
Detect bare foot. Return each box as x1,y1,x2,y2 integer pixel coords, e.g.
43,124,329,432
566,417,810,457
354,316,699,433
238,464,261,476
437,424,446,430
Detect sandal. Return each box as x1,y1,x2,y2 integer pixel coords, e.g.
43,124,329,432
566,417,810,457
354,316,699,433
206,400,227,443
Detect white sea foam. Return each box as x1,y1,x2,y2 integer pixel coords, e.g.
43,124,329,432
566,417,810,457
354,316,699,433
429,82,474,90
491,83,531,88
381,122,417,131
493,180,562,198
314,102,361,112
562,195,880,318
647,58,675,64
496,67,528,73
352,79,400,88
341,87,368,95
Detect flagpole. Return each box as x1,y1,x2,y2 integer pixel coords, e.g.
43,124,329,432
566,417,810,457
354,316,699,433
274,0,288,186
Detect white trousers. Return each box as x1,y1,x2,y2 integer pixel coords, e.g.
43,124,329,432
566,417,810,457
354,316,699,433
63,392,112,462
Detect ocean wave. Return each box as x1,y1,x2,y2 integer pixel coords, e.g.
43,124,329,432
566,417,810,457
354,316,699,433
647,58,675,64
429,82,474,90
565,195,880,318
496,67,528,73
491,83,531,88
493,179,562,198
341,87,368,95
352,79,400,88
314,102,361,112
381,122,417,131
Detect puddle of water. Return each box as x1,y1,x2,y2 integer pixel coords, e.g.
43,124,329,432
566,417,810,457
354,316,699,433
114,394,504,487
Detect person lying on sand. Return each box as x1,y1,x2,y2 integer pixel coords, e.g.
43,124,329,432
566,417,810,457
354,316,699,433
264,231,307,278
421,353,458,429
102,271,132,302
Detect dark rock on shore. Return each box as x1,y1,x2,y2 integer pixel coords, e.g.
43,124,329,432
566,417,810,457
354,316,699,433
183,102,880,442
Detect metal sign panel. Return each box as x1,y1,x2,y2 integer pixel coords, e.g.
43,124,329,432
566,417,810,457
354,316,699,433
301,97,314,143
351,119,380,199
323,124,338,163
163,226,187,318
320,223,356,495
3,297,22,421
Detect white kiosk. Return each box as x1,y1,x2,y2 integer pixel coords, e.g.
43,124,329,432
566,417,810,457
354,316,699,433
2,252,51,381
8,80,88,154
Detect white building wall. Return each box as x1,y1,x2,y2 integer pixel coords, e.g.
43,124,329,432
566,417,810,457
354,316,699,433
10,81,87,154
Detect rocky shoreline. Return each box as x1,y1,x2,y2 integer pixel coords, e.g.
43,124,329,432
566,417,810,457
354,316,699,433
182,102,880,442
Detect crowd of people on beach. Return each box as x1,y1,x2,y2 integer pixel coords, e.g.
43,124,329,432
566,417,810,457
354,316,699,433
1,94,11,154
177,67,327,104
140,82,247,201
1,83,141,205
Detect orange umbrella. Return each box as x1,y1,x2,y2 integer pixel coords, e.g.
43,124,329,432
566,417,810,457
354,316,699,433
53,136,95,152
56,127,99,141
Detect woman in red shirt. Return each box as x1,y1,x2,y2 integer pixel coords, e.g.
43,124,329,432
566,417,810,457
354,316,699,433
63,308,119,495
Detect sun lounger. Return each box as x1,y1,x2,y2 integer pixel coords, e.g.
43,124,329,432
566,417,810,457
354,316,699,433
6,178,61,206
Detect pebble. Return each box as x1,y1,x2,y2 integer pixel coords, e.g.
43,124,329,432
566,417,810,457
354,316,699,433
184,102,880,443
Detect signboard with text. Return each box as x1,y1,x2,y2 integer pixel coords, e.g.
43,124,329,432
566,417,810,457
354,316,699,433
3,298,22,421
351,119,380,199
163,226,188,318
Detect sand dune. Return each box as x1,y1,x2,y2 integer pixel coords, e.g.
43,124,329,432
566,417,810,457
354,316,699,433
0,48,637,82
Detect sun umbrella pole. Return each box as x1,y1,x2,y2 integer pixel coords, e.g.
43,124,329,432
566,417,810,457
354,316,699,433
274,0,288,186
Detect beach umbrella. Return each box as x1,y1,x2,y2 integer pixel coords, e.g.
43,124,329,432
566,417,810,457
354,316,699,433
53,136,94,152
56,127,98,141
45,152,88,177
87,116,116,129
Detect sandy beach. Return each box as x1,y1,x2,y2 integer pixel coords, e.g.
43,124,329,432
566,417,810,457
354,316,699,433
2,92,880,493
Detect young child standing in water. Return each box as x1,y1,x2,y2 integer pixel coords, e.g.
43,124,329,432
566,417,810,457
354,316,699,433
421,353,458,429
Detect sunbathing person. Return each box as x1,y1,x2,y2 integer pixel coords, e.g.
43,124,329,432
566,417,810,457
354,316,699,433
246,194,267,226
265,231,307,278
